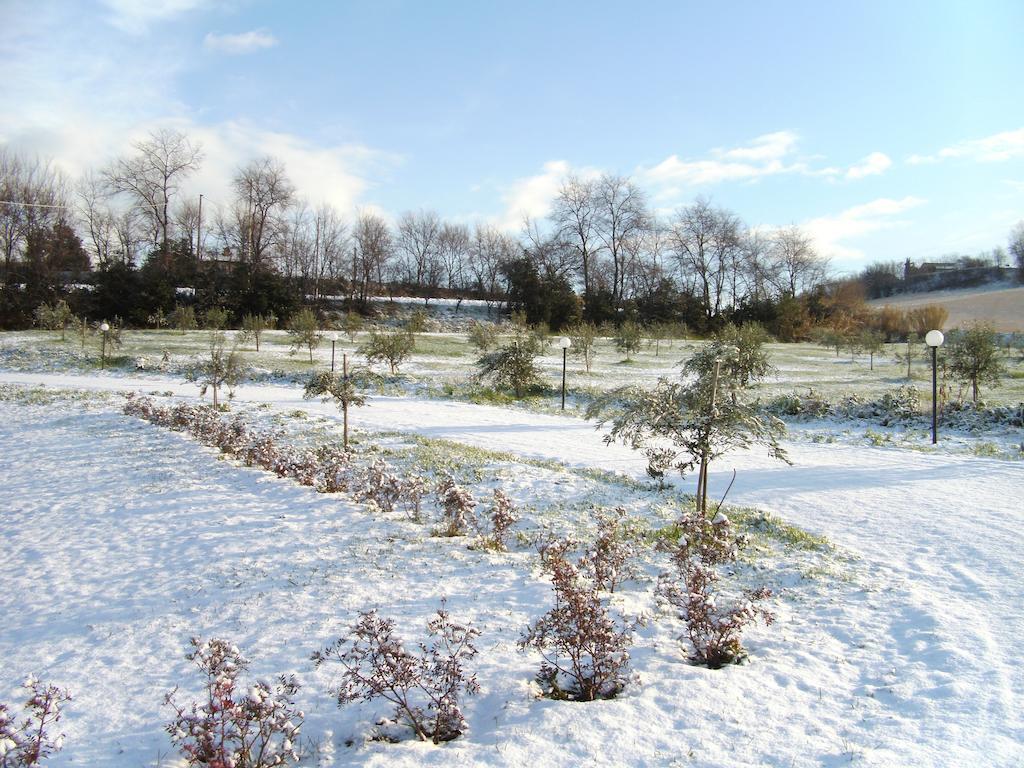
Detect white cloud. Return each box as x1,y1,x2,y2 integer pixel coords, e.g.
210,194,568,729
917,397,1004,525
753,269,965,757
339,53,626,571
716,131,799,162
908,128,1024,165
639,131,803,190
100,0,208,34
495,160,601,231
0,6,395,215
846,152,892,180
204,30,278,55
802,196,926,265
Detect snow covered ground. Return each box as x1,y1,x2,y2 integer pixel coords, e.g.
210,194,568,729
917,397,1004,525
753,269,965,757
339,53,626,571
1,370,1022,767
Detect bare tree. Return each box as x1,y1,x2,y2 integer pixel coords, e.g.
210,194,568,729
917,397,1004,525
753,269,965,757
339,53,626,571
469,223,517,302
351,211,392,307
274,200,312,281
231,156,295,269
1010,220,1024,279
313,203,350,295
396,209,442,292
103,128,203,261
436,221,470,292
173,197,203,261
594,174,649,308
620,221,668,302
0,149,69,285
550,175,603,300
668,198,742,321
769,225,827,298
76,170,117,268
738,230,776,304
522,216,577,281
113,207,146,267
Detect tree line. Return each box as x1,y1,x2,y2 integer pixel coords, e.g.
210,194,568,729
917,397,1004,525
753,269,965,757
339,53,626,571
1,129,837,334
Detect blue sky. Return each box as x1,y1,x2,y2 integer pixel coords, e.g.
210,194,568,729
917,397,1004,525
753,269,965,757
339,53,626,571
2,0,1022,275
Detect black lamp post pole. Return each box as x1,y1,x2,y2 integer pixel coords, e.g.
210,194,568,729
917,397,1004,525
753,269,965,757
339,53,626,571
931,345,938,444
331,339,336,372
561,347,567,410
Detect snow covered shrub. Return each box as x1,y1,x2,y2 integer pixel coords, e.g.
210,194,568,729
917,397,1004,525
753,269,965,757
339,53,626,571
353,458,405,514
397,474,430,522
314,445,355,493
520,544,634,701
578,507,639,593
123,394,161,422
240,433,281,470
165,637,303,768
659,511,773,669
875,385,920,424
312,604,480,744
765,389,833,419
0,676,71,767
271,448,319,486
477,489,519,551
434,474,477,537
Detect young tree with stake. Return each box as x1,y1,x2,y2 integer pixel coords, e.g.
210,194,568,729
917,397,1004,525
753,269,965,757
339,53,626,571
303,354,379,449
589,344,787,515
187,331,248,407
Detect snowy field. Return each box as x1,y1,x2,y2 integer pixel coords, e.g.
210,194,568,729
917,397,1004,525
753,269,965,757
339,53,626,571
1,335,1023,767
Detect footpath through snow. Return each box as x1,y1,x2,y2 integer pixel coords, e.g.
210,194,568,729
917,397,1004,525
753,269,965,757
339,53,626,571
2,370,1023,765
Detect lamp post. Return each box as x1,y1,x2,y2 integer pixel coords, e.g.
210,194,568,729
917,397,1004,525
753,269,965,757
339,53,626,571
925,329,944,444
557,336,571,410
99,322,110,370
329,332,339,372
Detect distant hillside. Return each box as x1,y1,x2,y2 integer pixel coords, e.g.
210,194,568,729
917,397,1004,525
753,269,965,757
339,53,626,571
867,284,1024,333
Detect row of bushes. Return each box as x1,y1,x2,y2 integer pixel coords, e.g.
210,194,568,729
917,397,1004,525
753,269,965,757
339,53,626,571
4,505,770,765
764,386,1024,430
122,396,520,546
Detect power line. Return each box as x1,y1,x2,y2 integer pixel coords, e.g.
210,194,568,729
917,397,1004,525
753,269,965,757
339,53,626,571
0,199,69,209
0,194,225,215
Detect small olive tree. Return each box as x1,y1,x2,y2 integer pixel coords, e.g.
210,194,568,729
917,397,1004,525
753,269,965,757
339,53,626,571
187,331,248,407
304,356,379,449
568,322,598,373
341,311,363,342
171,305,198,335
947,323,1005,402
711,323,772,387
287,308,322,364
467,321,499,352
475,334,543,398
589,346,787,514
614,320,642,362
148,307,168,329
34,300,74,341
359,330,415,374
203,307,230,330
238,313,275,352
859,329,885,370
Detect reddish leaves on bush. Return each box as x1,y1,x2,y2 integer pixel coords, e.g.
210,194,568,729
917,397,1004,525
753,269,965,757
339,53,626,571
165,637,303,768
659,511,774,668
0,676,71,768
520,545,634,701
312,603,480,744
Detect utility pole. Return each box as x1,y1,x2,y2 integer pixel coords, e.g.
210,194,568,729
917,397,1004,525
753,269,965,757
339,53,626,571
197,193,203,262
